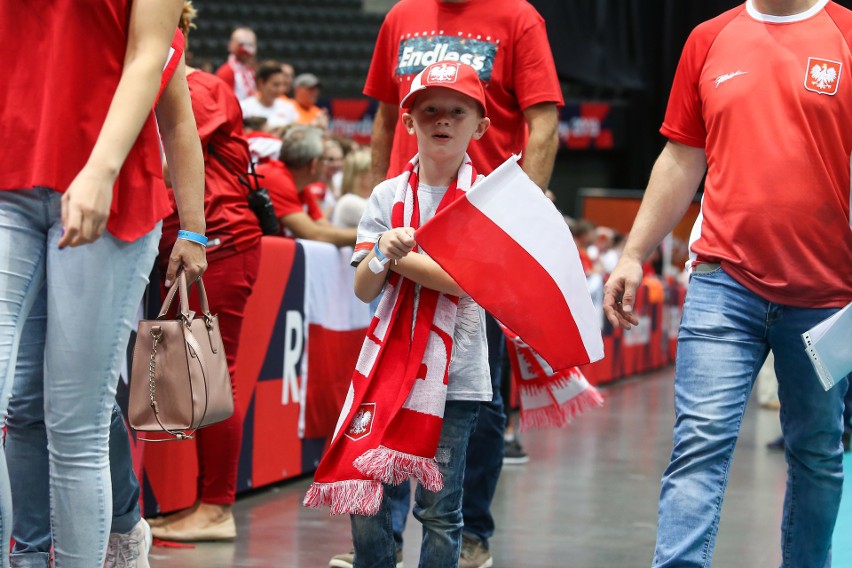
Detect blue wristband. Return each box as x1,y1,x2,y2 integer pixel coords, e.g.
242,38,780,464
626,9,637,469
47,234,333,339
177,230,208,247
374,236,386,261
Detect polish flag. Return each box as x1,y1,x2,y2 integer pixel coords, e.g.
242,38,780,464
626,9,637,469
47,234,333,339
416,155,604,370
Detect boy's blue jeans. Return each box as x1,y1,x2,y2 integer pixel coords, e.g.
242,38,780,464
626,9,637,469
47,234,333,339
652,267,847,568
351,401,480,568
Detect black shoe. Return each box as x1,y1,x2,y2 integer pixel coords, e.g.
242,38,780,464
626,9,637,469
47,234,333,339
843,431,850,453
766,435,785,452
503,438,529,465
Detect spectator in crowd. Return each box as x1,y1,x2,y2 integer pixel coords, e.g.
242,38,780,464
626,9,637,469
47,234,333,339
215,26,258,102
330,149,372,229
258,126,356,246
333,1,562,567
292,73,329,128
149,5,263,544
603,1,852,566
306,138,346,214
280,62,296,102
0,1,207,566
240,61,298,132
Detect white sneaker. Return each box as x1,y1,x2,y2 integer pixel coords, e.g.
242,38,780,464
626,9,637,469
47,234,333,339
104,518,152,568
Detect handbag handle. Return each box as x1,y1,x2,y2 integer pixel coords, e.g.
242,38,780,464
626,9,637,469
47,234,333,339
158,271,214,323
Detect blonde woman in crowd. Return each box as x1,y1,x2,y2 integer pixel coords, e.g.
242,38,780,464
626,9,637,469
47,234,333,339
330,149,372,229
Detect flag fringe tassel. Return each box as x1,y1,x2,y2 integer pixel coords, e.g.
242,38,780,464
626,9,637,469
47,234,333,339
354,445,444,492
303,480,384,516
519,386,604,432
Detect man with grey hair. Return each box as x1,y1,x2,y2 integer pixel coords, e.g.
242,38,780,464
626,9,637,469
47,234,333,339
215,27,258,101
256,126,355,246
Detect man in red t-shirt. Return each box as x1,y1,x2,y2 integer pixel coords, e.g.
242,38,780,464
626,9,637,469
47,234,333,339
215,27,257,102
258,126,355,246
604,1,852,566
346,2,564,567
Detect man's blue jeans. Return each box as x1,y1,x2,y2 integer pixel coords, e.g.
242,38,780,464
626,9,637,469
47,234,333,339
350,401,480,568
653,267,847,568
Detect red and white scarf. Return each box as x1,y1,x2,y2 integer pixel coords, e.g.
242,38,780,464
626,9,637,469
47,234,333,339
504,326,604,431
304,154,477,516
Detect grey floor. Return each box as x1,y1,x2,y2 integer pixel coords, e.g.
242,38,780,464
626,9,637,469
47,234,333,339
149,367,789,567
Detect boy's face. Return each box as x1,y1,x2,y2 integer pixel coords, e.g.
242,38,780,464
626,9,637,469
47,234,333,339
402,89,489,161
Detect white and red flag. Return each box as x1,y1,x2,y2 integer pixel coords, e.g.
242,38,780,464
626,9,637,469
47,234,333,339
416,154,604,370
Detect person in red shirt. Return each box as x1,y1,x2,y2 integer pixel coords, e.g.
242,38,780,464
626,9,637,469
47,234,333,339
149,10,262,544
344,2,564,567
604,1,852,566
257,126,356,247
0,1,206,566
215,27,258,102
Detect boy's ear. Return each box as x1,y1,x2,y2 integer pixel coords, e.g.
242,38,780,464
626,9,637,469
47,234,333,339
401,113,415,135
472,117,491,141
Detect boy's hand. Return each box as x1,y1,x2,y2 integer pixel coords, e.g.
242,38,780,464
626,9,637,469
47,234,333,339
380,228,415,260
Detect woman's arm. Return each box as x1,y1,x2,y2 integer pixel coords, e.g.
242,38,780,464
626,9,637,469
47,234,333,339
59,0,183,248
156,54,207,286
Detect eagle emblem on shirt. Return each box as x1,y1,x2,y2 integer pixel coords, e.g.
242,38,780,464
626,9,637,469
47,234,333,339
804,57,842,95
345,403,376,441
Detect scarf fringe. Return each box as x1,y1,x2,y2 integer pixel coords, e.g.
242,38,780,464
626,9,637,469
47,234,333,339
519,386,604,432
353,445,444,492
303,480,384,516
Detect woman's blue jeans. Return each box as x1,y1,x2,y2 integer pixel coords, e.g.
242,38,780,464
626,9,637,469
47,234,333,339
0,188,160,567
653,266,848,568
350,401,480,568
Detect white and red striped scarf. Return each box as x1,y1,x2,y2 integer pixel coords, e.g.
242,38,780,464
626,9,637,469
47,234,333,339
503,326,604,431
304,154,477,515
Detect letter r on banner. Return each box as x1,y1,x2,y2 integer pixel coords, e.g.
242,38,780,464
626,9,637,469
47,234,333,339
282,310,304,404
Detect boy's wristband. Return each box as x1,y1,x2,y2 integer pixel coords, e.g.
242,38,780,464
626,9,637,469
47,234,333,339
373,235,387,261
177,230,208,247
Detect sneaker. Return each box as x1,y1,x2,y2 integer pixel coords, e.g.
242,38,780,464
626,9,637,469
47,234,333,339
503,438,529,465
766,435,785,452
459,534,493,568
104,519,152,568
329,549,403,568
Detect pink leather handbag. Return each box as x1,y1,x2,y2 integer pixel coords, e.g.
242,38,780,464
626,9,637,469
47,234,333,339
129,272,234,440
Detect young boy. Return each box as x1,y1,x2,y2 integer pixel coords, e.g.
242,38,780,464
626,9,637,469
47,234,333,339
349,61,492,567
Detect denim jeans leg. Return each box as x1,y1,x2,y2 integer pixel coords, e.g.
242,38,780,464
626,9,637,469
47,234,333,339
843,382,852,435
6,281,52,568
351,487,398,568
771,305,845,568
42,204,160,567
0,189,53,568
386,480,411,550
461,316,505,547
414,401,480,568
653,268,769,568
108,406,141,535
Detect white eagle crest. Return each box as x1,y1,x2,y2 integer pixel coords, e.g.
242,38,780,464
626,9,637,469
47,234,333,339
428,63,458,83
349,409,372,434
810,63,837,90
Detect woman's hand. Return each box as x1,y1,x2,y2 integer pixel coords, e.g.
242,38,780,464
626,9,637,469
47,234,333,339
58,167,116,248
165,239,208,288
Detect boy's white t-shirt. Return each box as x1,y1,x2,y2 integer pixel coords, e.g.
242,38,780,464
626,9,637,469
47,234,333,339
351,175,492,402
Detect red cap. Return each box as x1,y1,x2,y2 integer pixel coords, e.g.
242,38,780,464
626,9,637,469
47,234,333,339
400,61,487,114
